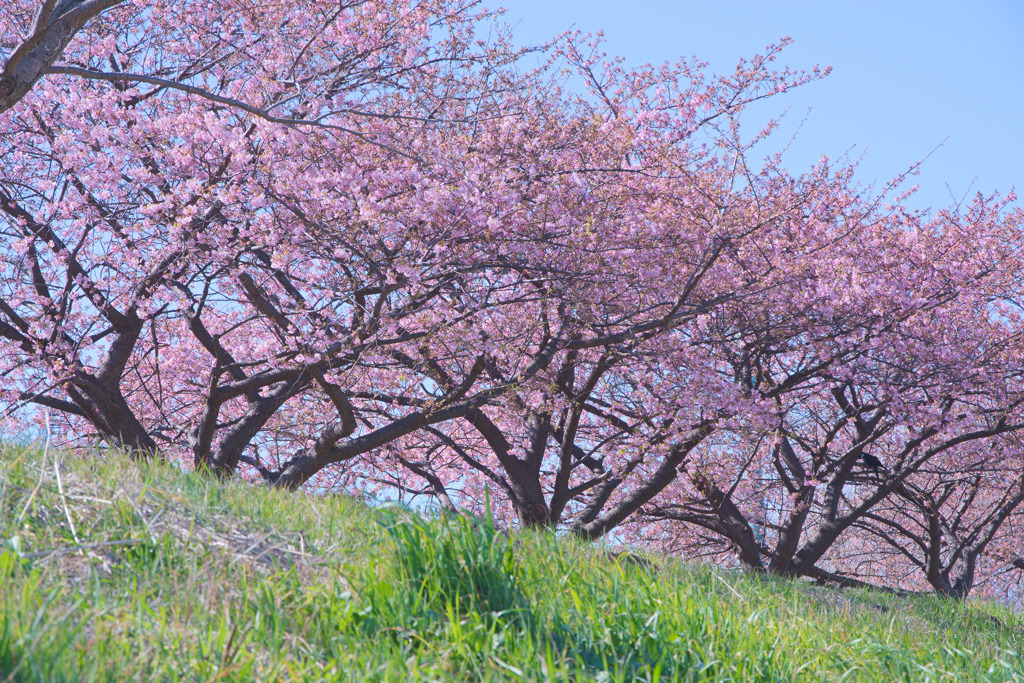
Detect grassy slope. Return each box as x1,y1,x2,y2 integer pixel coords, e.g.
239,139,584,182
0,441,1022,682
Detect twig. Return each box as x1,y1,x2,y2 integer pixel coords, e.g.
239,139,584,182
64,493,113,505
53,453,82,545
15,427,51,527
49,415,82,546
230,533,273,564
20,538,145,560
712,570,746,603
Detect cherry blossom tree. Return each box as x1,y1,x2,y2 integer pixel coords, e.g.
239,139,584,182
633,191,1024,598
343,40,835,528
840,433,1024,599
3,0,1022,603
0,0,564,465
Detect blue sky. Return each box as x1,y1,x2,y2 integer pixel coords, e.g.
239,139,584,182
499,0,1023,214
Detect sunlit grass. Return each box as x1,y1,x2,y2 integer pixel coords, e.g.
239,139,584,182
1,440,1022,681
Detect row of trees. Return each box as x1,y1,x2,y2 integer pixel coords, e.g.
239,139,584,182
2,0,1022,605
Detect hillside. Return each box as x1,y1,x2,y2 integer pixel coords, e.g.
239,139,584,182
1,441,1022,682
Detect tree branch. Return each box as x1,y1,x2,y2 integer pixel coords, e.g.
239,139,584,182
0,0,128,113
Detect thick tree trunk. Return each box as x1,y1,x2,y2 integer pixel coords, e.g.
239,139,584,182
1,0,128,114
692,475,766,573
768,487,814,576
66,379,157,457
66,317,158,458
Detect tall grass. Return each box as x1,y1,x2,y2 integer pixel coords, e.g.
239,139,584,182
378,504,524,621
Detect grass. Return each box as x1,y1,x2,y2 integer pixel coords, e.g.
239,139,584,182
0,439,1022,681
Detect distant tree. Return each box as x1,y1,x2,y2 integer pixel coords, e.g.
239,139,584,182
633,193,1024,598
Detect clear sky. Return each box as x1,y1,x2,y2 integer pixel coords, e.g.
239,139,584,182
499,0,1023,215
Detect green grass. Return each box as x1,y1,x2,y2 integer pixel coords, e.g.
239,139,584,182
0,440,1022,681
